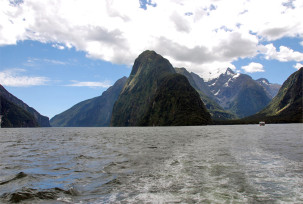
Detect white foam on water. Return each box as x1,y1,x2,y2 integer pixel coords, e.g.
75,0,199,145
232,143,303,203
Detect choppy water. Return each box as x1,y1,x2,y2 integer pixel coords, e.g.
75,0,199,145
0,124,302,203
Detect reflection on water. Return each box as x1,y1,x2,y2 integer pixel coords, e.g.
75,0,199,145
0,124,302,203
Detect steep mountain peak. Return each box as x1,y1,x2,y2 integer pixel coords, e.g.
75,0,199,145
256,78,281,99
206,69,271,118
225,68,235,76
128,50,175,85
111,51,211,126
256,78,270,85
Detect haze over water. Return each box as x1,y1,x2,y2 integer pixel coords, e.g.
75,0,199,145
0,124,302,203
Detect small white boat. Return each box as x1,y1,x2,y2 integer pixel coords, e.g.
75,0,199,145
259,121,265,126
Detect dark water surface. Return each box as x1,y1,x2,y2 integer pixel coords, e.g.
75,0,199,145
0,124,302,203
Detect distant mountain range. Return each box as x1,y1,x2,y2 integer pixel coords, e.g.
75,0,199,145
175,68,236,120
0,85,50,127
255,78,281,99
50,77,127,127
205,68,273,118
4,50,299,127
176,67,282,119
50,50,302,127
244,67,302,123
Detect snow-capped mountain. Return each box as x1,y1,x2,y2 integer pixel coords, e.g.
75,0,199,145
206,68,273,118
256,78,281,99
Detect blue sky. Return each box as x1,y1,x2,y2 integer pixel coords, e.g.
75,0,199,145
0,0,302,118
0,41,130,118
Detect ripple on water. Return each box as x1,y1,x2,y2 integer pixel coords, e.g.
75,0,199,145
0,125,302,203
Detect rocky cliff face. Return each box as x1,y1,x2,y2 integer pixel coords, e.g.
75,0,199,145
111,50,212,126
50,77,127,127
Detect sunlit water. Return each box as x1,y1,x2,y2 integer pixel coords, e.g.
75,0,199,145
0,124,302,203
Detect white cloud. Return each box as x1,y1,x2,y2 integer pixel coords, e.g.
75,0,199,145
67,81,111,88
24,58,68,66
260,44,303,62
241,62,265,73
52,44,65,50
0,69,49,87
0,0,303,79
294,63,303,70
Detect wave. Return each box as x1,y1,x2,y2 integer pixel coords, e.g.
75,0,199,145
1,187,78,203
0,172,27,186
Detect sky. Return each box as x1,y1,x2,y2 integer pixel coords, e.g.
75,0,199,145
0,0,303,119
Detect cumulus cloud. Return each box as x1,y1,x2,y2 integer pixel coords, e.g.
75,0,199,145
67,81,111,88
241,62,264,73
0,68,49,87
0,0,303,79
294,63,303,70
260,44,303,62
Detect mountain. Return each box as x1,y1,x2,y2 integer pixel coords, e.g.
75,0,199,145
139,74,212,126
175,68,236,120
0,96,38,127
248,67,303,123
206,68,272,118
0,85,50,127
256,78,281,99
110,50,212,126
50,77,127,127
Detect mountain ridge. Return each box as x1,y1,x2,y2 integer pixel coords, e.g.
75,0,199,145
0,85,50,127
175,67,236,120
216,67,302,124
50,77,127,127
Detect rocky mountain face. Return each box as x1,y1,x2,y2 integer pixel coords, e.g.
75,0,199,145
206,68,272,118
175,68,236,120
256,78,281,99
110,50,212,126
249,67,302,123
50,77,127,127
0,85,50,127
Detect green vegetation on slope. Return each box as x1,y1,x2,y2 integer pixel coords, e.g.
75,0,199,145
111,51,176,126
140,74,212,126
0,85,50,127
111,50,212,126
0,96,39,127
216,67,303,124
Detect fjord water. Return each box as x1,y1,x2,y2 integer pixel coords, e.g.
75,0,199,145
0,124,302,203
